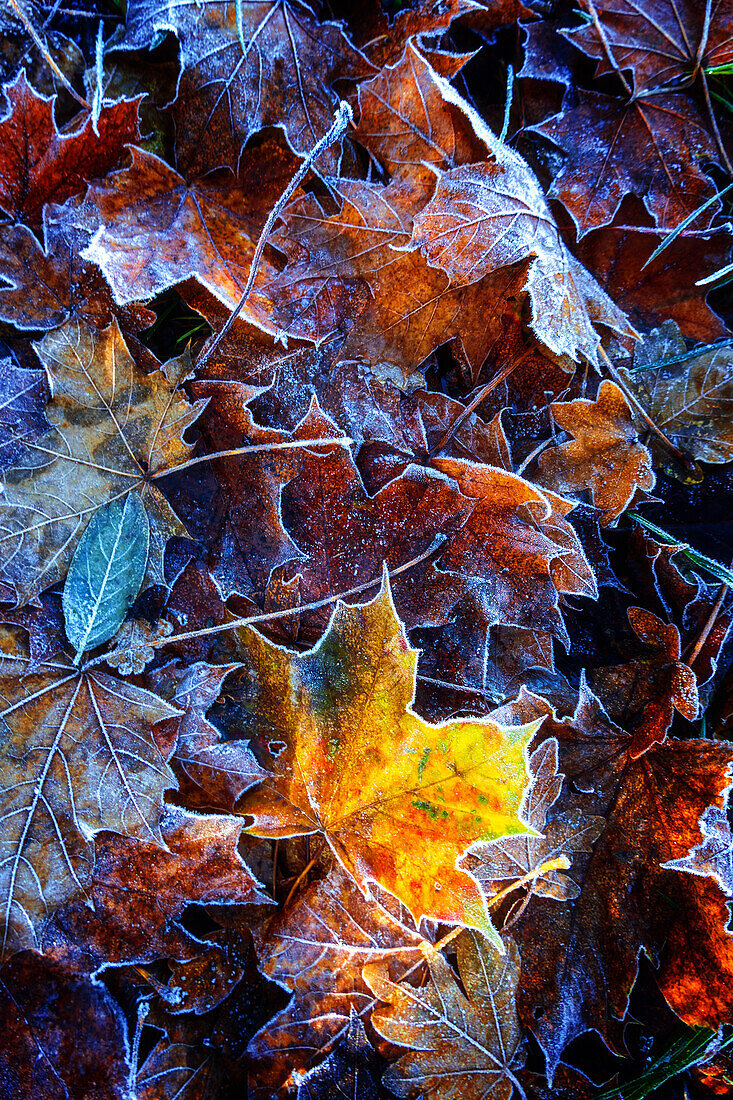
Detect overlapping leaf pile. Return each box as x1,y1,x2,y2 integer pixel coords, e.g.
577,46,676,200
0,0,732,1096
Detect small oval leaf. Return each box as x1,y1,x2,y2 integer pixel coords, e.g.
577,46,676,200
63,493,149,661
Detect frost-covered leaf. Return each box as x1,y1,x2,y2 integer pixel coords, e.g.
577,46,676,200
0,319,205,605
364,930,524,1100
62,492,149,659
0,626,179,955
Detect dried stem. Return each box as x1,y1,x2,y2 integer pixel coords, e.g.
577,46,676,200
196,100,353,373
598,346,693,468
7,0,90,109
149,435,353,480
428,355,528,458
685,577,730,667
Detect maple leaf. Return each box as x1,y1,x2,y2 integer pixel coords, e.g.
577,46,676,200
126,0,370,177
174,383,352,601
0,318,206,605
591,606,698,757
0,198,154,333
0,71,140,224
567,0,733,94
293,1009,388,1100
278,445,595,646
45,805,268,969
411,157,635,365
0,624,180,955
353,42,487,174
535,379,655,526
364,929,524,1100
249,863,425,1096
83,150,278,321
621,320,733,463
148,659,268,813
137,1032,223,1100
465,739,604,906
572,219,733,344
535,91,721,235
239,574,539,944
501,684,733,1077
0,951,131,1099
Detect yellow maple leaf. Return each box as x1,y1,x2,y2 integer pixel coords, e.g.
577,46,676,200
239,571,540,948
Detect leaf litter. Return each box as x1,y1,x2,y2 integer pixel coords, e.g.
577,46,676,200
0,0,732,1097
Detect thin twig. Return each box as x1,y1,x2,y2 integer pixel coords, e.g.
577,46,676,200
82,537,445,672
428,356,527,458
196,100,353,373
585,0,633,98
701,67,733,176
148,435,353,480
7,0,90,108
598,346,693,468
685,577,730,667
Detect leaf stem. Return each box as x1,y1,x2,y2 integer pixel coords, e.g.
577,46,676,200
428,355,526,458
598,346,692,468
196,100,353,372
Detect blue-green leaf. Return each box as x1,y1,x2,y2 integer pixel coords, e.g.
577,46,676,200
63,493,149,662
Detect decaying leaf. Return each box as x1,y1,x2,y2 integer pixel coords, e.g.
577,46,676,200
0,625,179,955
239,574,539,945
622,320,733,463
0,319,205,605
249,863,424,1095
536,380,655,525
364,930,524,1100
0,71,140,223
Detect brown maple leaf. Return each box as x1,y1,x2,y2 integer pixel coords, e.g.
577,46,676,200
567,0,733,94
535,90,721,235
45,805,268,970
0,952,131,1099
0,319,206,605
0,198,153,333
127,0,372,178
573,219,733,343
0,625,181,955
499,683,733,1078
0,71,140,224
591,606,698,757
364,930,525,1100
535,379,655,526
249,864,424,1097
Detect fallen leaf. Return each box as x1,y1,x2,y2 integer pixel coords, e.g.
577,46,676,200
591,606,698,756
0,355,49,473
535,379,655,525
239,574,539,943
621,319,733,463
249,863,424,1096
45,805,268,969
364,929,524,1100
293,1009,388,1100
412,157,634,365
167,0,371,177
567,0,733,95
0,951,131,1098
465,739,604,905
573,220,733,343
535,91,721,235
501,683,733,1078
0,625,180,955
0,71,140,223
0,319,206,605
